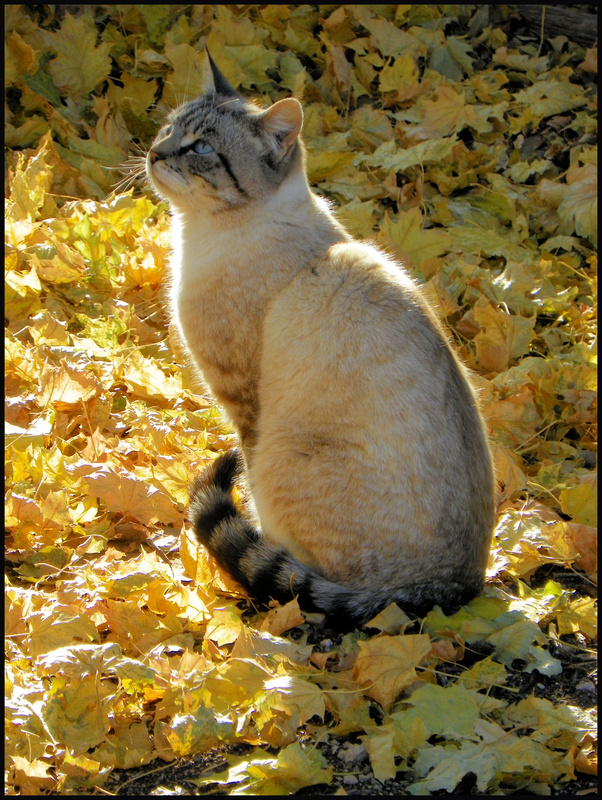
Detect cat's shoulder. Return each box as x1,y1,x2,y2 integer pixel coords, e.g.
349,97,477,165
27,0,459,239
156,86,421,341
298,238,420,306
267,238,422,338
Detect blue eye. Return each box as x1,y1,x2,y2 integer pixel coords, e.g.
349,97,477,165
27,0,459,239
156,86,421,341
193,141,214,155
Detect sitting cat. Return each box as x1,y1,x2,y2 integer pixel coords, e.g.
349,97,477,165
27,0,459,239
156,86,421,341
146,54,495,627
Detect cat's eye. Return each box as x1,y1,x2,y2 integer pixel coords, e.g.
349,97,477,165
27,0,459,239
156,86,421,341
193,141,214,155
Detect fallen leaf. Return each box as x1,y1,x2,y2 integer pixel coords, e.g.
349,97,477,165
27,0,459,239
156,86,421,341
352,634,431,711
41,13,112,101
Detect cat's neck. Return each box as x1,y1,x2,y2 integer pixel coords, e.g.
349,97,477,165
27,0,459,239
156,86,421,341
171,170,349,278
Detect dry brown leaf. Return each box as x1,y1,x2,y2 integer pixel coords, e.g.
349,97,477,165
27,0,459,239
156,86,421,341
568,523,598,575
259,598,305,636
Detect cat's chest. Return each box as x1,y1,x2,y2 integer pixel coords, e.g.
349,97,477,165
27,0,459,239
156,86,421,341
173,262,259,362
169,228,270,375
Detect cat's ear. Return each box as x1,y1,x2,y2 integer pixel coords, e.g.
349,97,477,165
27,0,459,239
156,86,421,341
204,51,239,97
260,98,303,161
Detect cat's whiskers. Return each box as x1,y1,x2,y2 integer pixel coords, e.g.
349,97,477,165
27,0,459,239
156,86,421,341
129,140,149,157
214,97,243,112
182,58,194,106
111,154,148,194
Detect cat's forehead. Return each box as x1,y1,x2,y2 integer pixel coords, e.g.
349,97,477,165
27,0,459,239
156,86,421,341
167,94,256,129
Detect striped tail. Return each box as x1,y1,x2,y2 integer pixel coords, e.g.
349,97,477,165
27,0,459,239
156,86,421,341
189,449,481,628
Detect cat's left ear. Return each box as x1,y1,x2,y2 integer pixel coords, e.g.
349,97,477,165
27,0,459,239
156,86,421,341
260,98,303,161
204,51,239,97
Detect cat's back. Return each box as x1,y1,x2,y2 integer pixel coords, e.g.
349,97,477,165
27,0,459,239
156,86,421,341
260,240,457,412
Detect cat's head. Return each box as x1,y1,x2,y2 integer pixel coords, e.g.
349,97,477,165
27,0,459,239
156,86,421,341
146,53,304,214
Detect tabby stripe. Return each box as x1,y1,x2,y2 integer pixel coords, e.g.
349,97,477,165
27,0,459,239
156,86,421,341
216,152,246,195
249,550,290,601
180,103,210,127
179,110,199,128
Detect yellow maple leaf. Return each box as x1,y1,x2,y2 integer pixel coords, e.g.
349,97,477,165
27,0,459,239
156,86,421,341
568,523,597,574
262,674,326,726
5,30,38,83
412,719,559,793
32,240,87,285
354,7,426,59
473,300,536,373
89,467,182,527
380,207,451,271
38,361,99,409
362,724,396,782
91,722,154,770
560,475,597,526
556,596,597,640
558,162,597,246
41,13,112,101
259,598,305,636
379,53,420,103
485,386,540,447
490,442,528,503
205,607,245,647
416,86,478,138
121,351,184,401
365,602,412,635
502,695,596,745
5,266,43,320
326,39,352,86
352,634,431,711
162,43,212,108
574,737,597,776
10,756,55,793
163,705,234,757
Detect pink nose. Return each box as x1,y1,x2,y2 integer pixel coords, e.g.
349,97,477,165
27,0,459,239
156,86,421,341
149,150,160,164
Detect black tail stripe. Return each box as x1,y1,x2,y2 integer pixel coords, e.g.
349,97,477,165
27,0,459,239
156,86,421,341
249,550,291,602
195,496,237,535
210,518,259,582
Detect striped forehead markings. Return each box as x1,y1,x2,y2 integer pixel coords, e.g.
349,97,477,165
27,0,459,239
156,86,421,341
175,98,250,128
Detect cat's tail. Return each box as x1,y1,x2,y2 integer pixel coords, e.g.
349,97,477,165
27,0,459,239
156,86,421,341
189,449,480,628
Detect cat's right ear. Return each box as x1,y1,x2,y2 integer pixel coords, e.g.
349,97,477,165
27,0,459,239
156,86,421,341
260,98,304,161
204,51,239,97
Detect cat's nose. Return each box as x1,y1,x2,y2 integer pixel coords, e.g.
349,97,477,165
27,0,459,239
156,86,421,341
148,150,161,164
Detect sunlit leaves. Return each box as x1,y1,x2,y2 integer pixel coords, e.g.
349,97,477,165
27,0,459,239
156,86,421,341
558,162,598,246
560,477,597,527
162,43,212,108
380,206,452,271
409,720,560,794
6,133,55,222
196,741,333,794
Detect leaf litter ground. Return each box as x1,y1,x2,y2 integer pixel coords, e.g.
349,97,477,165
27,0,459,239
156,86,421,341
4,5,597,796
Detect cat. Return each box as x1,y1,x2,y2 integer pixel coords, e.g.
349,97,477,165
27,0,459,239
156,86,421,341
146,54,495,627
